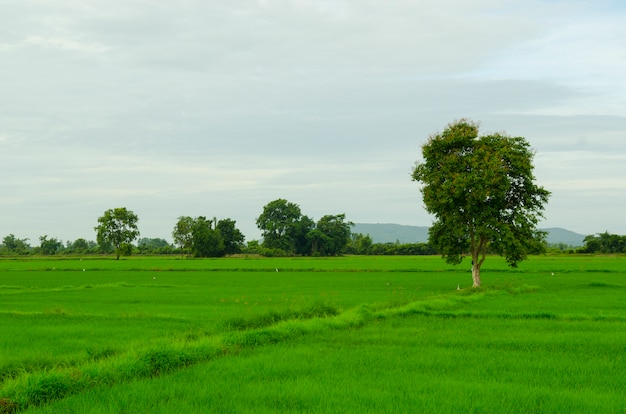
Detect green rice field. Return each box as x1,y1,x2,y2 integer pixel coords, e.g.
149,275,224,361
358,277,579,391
1,255,625,413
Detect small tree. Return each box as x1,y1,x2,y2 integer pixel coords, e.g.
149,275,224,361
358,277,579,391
94,207,140,260
412,119,550,287
68,238,90,254
346,233,373,255
172,216,195,257
1,234,31,255
39,235,63,255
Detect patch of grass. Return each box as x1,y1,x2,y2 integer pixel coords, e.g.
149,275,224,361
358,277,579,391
221,301,339,331
588,282,620,288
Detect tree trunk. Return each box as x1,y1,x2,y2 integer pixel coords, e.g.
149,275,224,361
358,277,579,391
470,235,486,288
471,263,481,287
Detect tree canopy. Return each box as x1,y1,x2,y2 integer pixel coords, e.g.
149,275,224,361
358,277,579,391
172,216,195,257
172,216,245,258
581,232,626,253
256,199,312,253
256,199,353,256
1,234,31,255
216,218,246,255
412,119,550,287
314,214,353,256
94,207,140,260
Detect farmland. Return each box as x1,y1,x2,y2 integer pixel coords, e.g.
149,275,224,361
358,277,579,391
1,255,625,413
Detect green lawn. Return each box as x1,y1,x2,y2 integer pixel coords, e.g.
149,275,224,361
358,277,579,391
1,255,625,413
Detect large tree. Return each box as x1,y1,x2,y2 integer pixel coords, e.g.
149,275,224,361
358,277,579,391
216,218,245,255
256,199,312,253
39,235,63,255
191,216,224,258
412,119,550,287
94,207,140,260
314,214,353,256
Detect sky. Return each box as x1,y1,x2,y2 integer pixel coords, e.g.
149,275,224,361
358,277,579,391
1,0,625,245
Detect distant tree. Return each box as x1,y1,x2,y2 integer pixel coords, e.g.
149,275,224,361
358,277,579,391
314,214,353,256
581,232,626,253
66,238,92,254
367,242,437,256
216,218,245,255
242,240,263,255
39,235,63,255
256,199,309,253
346,233,374,255
94,207,140,260
137,238,174,254
1,234,31,255
191,216,225,257
412,119,550,287
172,216,195,257
74,239,90,253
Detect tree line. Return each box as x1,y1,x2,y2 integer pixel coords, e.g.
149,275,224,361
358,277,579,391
1,208,622,259
579,232,626,254
0,200,438,258
0,117,617,273
1,205,621,259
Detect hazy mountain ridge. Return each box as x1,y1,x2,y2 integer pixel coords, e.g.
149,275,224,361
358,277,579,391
352,223,586,246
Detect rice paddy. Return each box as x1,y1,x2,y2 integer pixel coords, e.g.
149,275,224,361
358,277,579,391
1,255,625,413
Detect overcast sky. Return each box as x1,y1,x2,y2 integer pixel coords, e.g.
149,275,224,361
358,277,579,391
1,0,625,245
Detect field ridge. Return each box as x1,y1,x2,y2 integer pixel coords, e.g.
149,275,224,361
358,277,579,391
1,288,505,412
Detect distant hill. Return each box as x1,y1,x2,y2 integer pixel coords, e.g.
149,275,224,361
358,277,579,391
351,223,429,244
541,227,586,247
352,223,586,246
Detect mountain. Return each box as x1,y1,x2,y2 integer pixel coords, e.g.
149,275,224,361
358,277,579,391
351,223,430,244
541,227,586,246
352,223,586,246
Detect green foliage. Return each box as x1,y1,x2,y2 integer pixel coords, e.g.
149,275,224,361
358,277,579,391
137,238,175,255
94,208,140,260
256,199,311,253
172,216,195,256
345,233,373,254
314,214,353,256
216,218,245,255
581,232,626,253
174,216,244,258
293,215,315,255
368,242,437,256
64,239,97,255
191,216,224,258
256,199,354,256
221,301,339,331
38,236,63,256
0,234,31,255
412,119,550,286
